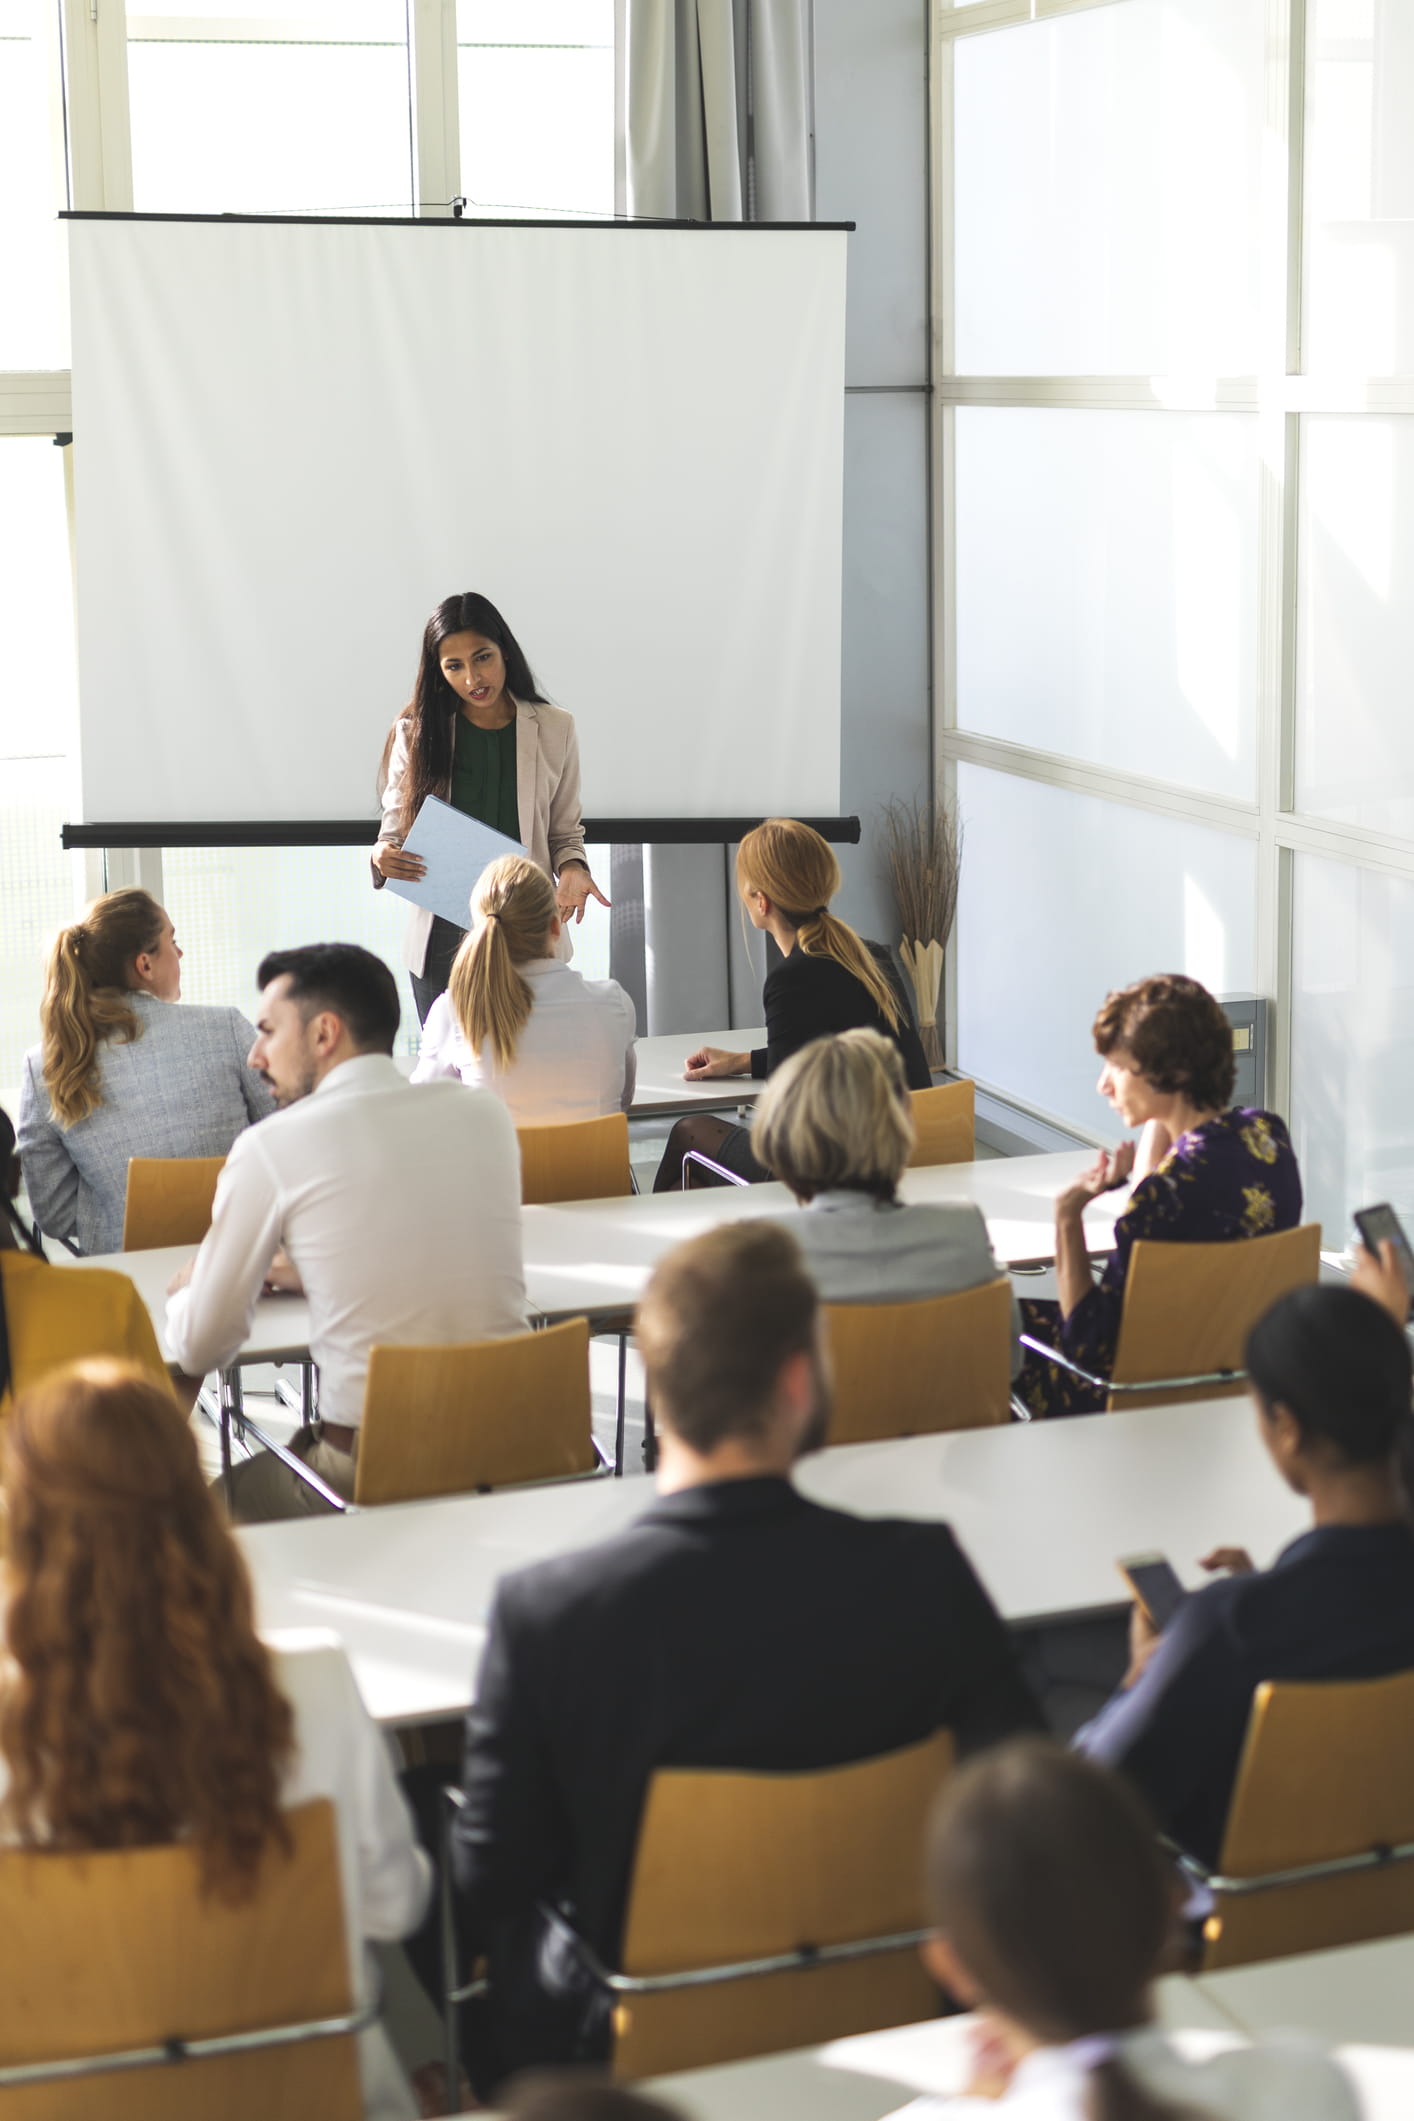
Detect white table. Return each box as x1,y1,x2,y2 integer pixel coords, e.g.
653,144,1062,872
643,2004,1414,2121
402,1027,769,1118
66,1151,1119,1350
1196,1933,1414,2050
629,1029,767,1118
644,1997,1236,2121
239,1393,1299,1726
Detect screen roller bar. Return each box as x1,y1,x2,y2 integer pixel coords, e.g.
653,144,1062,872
61,817,862,851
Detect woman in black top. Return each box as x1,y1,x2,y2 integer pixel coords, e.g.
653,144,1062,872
653,818,930,1190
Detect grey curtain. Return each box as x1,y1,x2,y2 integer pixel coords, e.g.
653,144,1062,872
610,0,814,1034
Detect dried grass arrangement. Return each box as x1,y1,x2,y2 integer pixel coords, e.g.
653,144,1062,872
881,795,962,1069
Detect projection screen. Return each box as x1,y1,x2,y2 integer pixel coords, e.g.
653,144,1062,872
66,215,847,828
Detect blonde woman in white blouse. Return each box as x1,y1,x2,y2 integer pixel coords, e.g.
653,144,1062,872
897,1737,1357,2121
413,855,636,1124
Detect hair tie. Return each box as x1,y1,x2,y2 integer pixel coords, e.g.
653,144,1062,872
809,905,829,919
485,910,501,922
1066,2036,1121,2072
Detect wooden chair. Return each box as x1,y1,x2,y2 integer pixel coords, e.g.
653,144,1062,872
354,1317,601,1505
1193,1672,1414,1971
1021,1222,1322,1412
0,1799,366,2119
122,1155,226,1250
469,1729,954,2082
824,1278,1014,1444
907,1079,974,1167
517,1113,633,1205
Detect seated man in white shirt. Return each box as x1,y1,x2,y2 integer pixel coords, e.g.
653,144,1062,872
166,942,526,1521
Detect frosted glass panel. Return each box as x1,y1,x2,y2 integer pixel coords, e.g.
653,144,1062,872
1290,853,1414,1246
953,0,1264,374
1305,0,1414,372
1295,416,1414,837
956,409,1259,800
955,766,1258,1135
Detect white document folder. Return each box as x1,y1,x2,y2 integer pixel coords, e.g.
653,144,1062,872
384,795,527,931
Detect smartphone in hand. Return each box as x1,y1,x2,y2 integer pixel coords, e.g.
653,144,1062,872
1117,1551,1187,1631
1353,1203,1414,1290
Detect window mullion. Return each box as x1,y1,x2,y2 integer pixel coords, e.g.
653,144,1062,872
58,0,134,211
409,0,458,216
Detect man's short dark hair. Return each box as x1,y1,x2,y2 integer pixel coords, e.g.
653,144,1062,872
256,944,400,1054
634,1222,818,1453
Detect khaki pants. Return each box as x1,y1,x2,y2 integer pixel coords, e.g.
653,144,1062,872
216,1424,357,1524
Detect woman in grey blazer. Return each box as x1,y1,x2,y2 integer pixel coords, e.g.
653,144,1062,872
372,591,609,1023
17,889,274,1256
753,1027,1022,1369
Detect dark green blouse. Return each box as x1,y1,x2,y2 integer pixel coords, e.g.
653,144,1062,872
450,715,519,841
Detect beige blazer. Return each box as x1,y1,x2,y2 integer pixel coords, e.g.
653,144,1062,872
375,696,589,976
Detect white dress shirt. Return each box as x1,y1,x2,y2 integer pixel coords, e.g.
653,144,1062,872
166,1053,526,1426
888,2026,1359,2121
412,958,637,1124
269,1632,432,2120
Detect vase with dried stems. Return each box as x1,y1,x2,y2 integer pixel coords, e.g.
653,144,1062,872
881,795,962,1071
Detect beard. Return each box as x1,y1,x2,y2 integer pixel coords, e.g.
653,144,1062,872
263,1059,318,1109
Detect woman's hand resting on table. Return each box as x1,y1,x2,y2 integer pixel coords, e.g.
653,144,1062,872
683,1045,751,1081
1055,1140,1136,1221
371,839,426,883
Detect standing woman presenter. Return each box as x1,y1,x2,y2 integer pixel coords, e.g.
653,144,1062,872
373,591,609,1024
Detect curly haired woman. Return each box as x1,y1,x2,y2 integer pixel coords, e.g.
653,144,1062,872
1017,974,1302,1418
0,1360,430,2119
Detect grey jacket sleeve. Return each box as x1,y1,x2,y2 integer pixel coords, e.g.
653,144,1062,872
229,1010,277,1123
16,1049,79,1245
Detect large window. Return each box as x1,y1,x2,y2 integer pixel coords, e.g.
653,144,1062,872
937,0,1414,1244
0,440,84,1112
3,1,616,1096
126,2,416,216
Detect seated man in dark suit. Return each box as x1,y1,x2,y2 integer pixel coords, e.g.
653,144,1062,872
449,1219,1042,2088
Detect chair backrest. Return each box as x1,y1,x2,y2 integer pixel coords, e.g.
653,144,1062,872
907,1079,974,1167
517,1113,633,1205
1109,1222,1322,1410
823,1278,1013,1445
1202,1671,1414,1971
122,1156,226,1251
0,1798,361,2121
612,1729,954,2080
355,1317,596,1504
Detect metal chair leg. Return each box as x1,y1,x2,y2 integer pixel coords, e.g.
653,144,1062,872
614,1333,628,1476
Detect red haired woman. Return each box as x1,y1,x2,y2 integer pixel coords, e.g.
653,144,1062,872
0,1361,430,2119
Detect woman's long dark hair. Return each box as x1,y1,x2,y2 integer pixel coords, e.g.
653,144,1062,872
1246,1282,1414,1507
926,1740,1212,2121
381,592,546,838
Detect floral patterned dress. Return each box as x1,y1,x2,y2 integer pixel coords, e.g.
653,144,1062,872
1017,1109,1304,1419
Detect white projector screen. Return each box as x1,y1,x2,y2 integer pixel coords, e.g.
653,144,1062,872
67,216,847,827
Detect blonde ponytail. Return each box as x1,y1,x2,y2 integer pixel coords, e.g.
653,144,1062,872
447,856,559,1070
737,819,901,1032
40,890,165,1128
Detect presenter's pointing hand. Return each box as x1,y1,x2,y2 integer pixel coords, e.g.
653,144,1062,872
372,839,427,882
556,865,611,925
